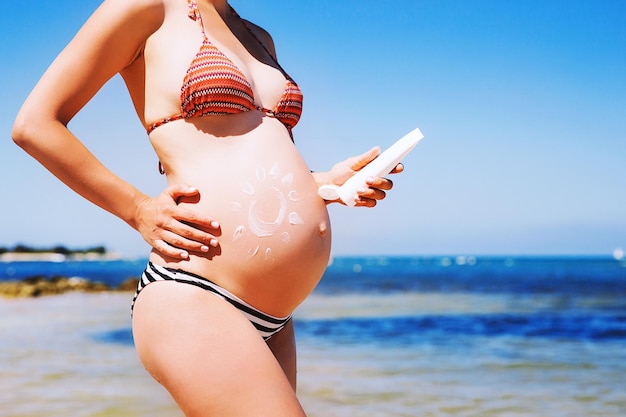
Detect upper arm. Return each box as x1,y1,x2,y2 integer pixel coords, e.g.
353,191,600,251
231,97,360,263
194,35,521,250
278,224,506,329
19,0,165,126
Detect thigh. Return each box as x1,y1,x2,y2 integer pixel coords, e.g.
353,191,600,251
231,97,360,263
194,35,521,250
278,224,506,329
266,319,298,390
132,281,306,417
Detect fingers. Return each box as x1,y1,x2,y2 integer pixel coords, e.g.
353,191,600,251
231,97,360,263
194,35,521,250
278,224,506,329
366,175,394,191
151,238,191,260
352,174,396,207
347,146,381,171
166,217,219,249
347,150,405,175
160,207,221,259
354,182,387,207
390,163,404,174
148,217,220,261
136,186,222,260
166,183,200,203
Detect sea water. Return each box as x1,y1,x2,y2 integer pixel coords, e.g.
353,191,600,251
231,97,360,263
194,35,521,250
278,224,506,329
1,256,625,416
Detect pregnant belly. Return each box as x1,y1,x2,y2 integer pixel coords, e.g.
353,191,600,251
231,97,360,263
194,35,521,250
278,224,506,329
150,136,332,316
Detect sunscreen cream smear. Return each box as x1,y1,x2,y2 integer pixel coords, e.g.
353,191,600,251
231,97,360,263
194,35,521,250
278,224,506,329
318,127,424,206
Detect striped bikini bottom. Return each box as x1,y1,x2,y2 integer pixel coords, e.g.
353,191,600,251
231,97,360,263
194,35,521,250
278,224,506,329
132,262,292,340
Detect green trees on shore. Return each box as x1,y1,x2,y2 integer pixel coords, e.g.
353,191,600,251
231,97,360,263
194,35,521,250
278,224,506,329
0,244,107,256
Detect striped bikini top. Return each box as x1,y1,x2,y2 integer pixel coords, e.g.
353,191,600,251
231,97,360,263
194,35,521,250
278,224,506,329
146,0,303,135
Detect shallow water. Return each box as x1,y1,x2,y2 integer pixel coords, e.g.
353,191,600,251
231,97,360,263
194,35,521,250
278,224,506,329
0,293,179,417
1,291,625,417
297,292,626,417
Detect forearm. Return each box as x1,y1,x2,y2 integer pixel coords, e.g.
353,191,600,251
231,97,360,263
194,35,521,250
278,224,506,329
12,117,147,230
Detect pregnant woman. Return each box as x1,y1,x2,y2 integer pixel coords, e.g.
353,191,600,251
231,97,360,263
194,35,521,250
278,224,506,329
12,1,401,415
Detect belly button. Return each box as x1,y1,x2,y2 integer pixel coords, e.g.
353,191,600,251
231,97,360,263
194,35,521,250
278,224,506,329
318,222,328,236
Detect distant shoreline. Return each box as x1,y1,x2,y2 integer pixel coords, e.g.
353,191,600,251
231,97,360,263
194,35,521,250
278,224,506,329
0,252,122,263
0,245,122,263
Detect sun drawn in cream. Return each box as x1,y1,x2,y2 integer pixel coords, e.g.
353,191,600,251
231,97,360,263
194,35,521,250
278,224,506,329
231,162,303,260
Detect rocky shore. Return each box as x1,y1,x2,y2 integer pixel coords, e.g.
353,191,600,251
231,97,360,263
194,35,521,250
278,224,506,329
0,275,139,298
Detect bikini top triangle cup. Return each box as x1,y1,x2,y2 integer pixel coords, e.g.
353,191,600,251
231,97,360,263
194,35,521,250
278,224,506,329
146,0,303,135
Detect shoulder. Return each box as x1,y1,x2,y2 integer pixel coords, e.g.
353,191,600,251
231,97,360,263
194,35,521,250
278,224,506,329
51,0,171,78
76,0,170,59
87,0,167,33
105,0,166,13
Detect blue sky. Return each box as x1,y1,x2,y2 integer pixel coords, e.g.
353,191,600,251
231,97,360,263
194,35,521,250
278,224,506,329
1,0,624,257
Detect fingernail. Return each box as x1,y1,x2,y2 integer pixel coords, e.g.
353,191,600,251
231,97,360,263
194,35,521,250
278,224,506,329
180,251,189,259
210,239,218,247
357,187,367,194
211,221,220,228
366,177,374,185
201,245,210,252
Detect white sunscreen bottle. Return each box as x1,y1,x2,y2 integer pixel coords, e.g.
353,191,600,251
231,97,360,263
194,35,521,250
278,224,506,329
317,127,424,206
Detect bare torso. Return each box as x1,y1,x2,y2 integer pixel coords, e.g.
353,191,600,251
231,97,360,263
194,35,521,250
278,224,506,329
122,0,331,316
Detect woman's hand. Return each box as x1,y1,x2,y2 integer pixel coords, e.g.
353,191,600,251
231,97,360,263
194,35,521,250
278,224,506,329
134,185,220,260
316,147,404,207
